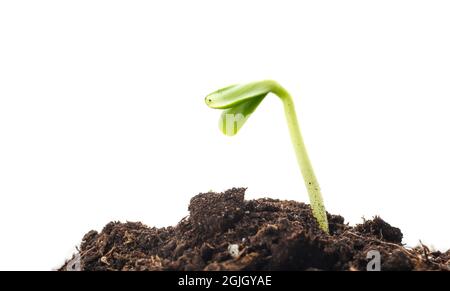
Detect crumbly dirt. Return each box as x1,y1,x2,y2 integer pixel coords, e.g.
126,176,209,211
61,188,450,271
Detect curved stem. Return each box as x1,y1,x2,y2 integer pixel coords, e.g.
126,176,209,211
270,81,329,233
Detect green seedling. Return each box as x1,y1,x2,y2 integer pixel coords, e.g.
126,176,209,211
205,80,329,233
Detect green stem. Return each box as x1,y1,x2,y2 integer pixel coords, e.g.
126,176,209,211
270,81,329,233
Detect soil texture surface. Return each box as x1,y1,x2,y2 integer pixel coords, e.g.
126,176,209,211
61,188,450,271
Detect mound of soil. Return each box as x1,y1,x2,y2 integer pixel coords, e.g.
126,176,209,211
61,188,450,271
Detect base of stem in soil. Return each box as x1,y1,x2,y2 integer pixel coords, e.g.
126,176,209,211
61,188,450,271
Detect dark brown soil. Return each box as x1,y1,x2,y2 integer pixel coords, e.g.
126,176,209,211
61,188,450,271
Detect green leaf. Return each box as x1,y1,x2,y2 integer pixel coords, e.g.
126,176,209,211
218,94,266,136
205,81,275,109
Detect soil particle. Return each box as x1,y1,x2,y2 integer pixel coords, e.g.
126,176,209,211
61,188,450,271
354,216,403,244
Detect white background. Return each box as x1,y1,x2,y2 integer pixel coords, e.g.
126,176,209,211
1,1,449,270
